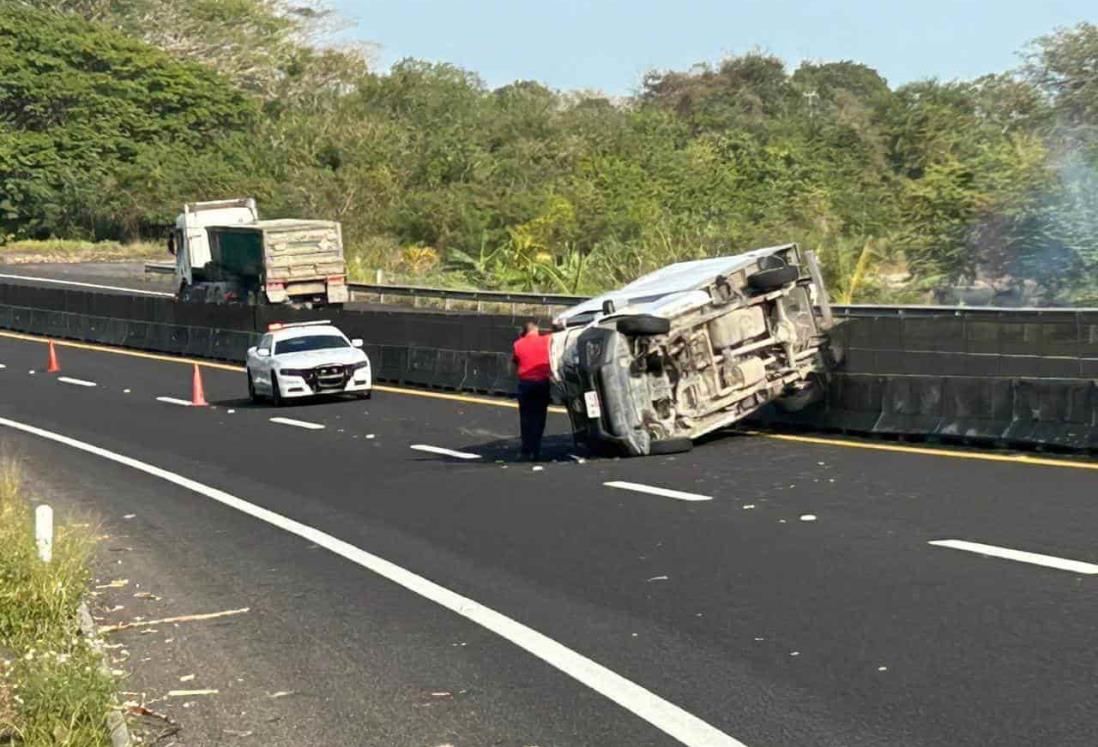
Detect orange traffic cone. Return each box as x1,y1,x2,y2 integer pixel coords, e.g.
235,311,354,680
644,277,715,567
191,364,208,407
46,341,61,373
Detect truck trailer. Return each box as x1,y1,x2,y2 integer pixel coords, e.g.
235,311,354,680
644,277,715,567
168,199,349,306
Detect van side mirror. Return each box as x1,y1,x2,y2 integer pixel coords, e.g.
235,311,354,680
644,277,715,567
167,235,176,256
351,338,363,348
257,347,270,357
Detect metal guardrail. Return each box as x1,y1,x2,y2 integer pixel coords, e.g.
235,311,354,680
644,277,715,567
144,261,174,274
144,261,582,311
348,282,585,311
143,262,1097,315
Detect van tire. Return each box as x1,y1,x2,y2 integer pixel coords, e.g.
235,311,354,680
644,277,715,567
648,437,693,455
616,315,671,336
747,266,798,291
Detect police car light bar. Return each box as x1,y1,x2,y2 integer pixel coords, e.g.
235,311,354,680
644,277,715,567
267,320,332,331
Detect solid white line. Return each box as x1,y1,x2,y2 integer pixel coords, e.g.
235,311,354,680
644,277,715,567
269,417,325,431
0,273,174,297
604,481,712,502
156,396,193,407
0,415,745,747
929,540,1098,575
409,444,481,460
57,376,97,387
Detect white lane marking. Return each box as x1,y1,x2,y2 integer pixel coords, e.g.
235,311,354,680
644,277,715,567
604,481,712,502
0,273,174,297
0,415,746,747
929,540,1098,575
269,417,325,431
57,376,97,387
409,444,481,460
156,396,193,407
0,363,6,369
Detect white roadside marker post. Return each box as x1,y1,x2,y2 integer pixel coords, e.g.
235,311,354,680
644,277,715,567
35,504,53,563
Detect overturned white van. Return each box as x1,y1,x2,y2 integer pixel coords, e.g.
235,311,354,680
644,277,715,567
550,244,838,456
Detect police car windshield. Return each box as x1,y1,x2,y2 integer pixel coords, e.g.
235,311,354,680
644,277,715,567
274,335,349,355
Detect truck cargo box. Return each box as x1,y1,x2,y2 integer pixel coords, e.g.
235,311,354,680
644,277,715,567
206,219,348,305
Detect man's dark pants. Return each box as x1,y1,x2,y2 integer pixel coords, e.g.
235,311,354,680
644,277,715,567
517,379,551,459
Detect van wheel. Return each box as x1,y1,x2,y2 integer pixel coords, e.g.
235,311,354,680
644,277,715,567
616,315,671,336
747,266,799,292
648,437,693,455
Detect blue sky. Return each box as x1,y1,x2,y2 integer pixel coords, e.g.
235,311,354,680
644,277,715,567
330,0,1095,94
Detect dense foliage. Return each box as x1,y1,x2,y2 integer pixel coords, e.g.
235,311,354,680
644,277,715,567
2,1,1097,303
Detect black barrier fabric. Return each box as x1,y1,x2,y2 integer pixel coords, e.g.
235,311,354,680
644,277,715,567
831,308,1098,379
754,373,1097,451
3,283,1095,449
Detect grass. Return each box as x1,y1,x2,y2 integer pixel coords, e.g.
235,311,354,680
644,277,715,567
0,459,117,746
0,239,164,264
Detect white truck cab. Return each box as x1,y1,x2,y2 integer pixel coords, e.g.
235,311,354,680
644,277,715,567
169,197,259,290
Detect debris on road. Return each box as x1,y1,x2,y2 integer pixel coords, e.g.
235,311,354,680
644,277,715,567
95,578,129,590
167,688,219,697
266,690,294,699
179,674,195,682
646,575,669,582
99,607,250,634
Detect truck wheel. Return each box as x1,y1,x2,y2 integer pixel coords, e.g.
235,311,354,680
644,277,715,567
616,315,671,336
270,373,283,407
648,437,693,455
747,266,798,292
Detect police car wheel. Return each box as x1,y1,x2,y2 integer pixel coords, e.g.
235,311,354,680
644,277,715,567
270,373,283,407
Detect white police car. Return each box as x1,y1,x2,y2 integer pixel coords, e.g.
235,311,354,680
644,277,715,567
246,321,372,405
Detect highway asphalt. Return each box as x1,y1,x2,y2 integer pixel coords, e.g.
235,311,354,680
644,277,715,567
1,331,1097,746
0,261,176,294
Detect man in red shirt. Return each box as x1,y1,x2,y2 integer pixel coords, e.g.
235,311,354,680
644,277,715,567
512,320,552,461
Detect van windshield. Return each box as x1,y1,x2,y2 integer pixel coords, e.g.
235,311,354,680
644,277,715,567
274,335,349,354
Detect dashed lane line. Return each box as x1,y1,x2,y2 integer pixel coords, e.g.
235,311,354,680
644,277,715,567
929,539,1098,575
156,396,193,407
269,417,326,430
604,481,712,502
410,444,481,460
57,376,97,387
0,415,747,747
